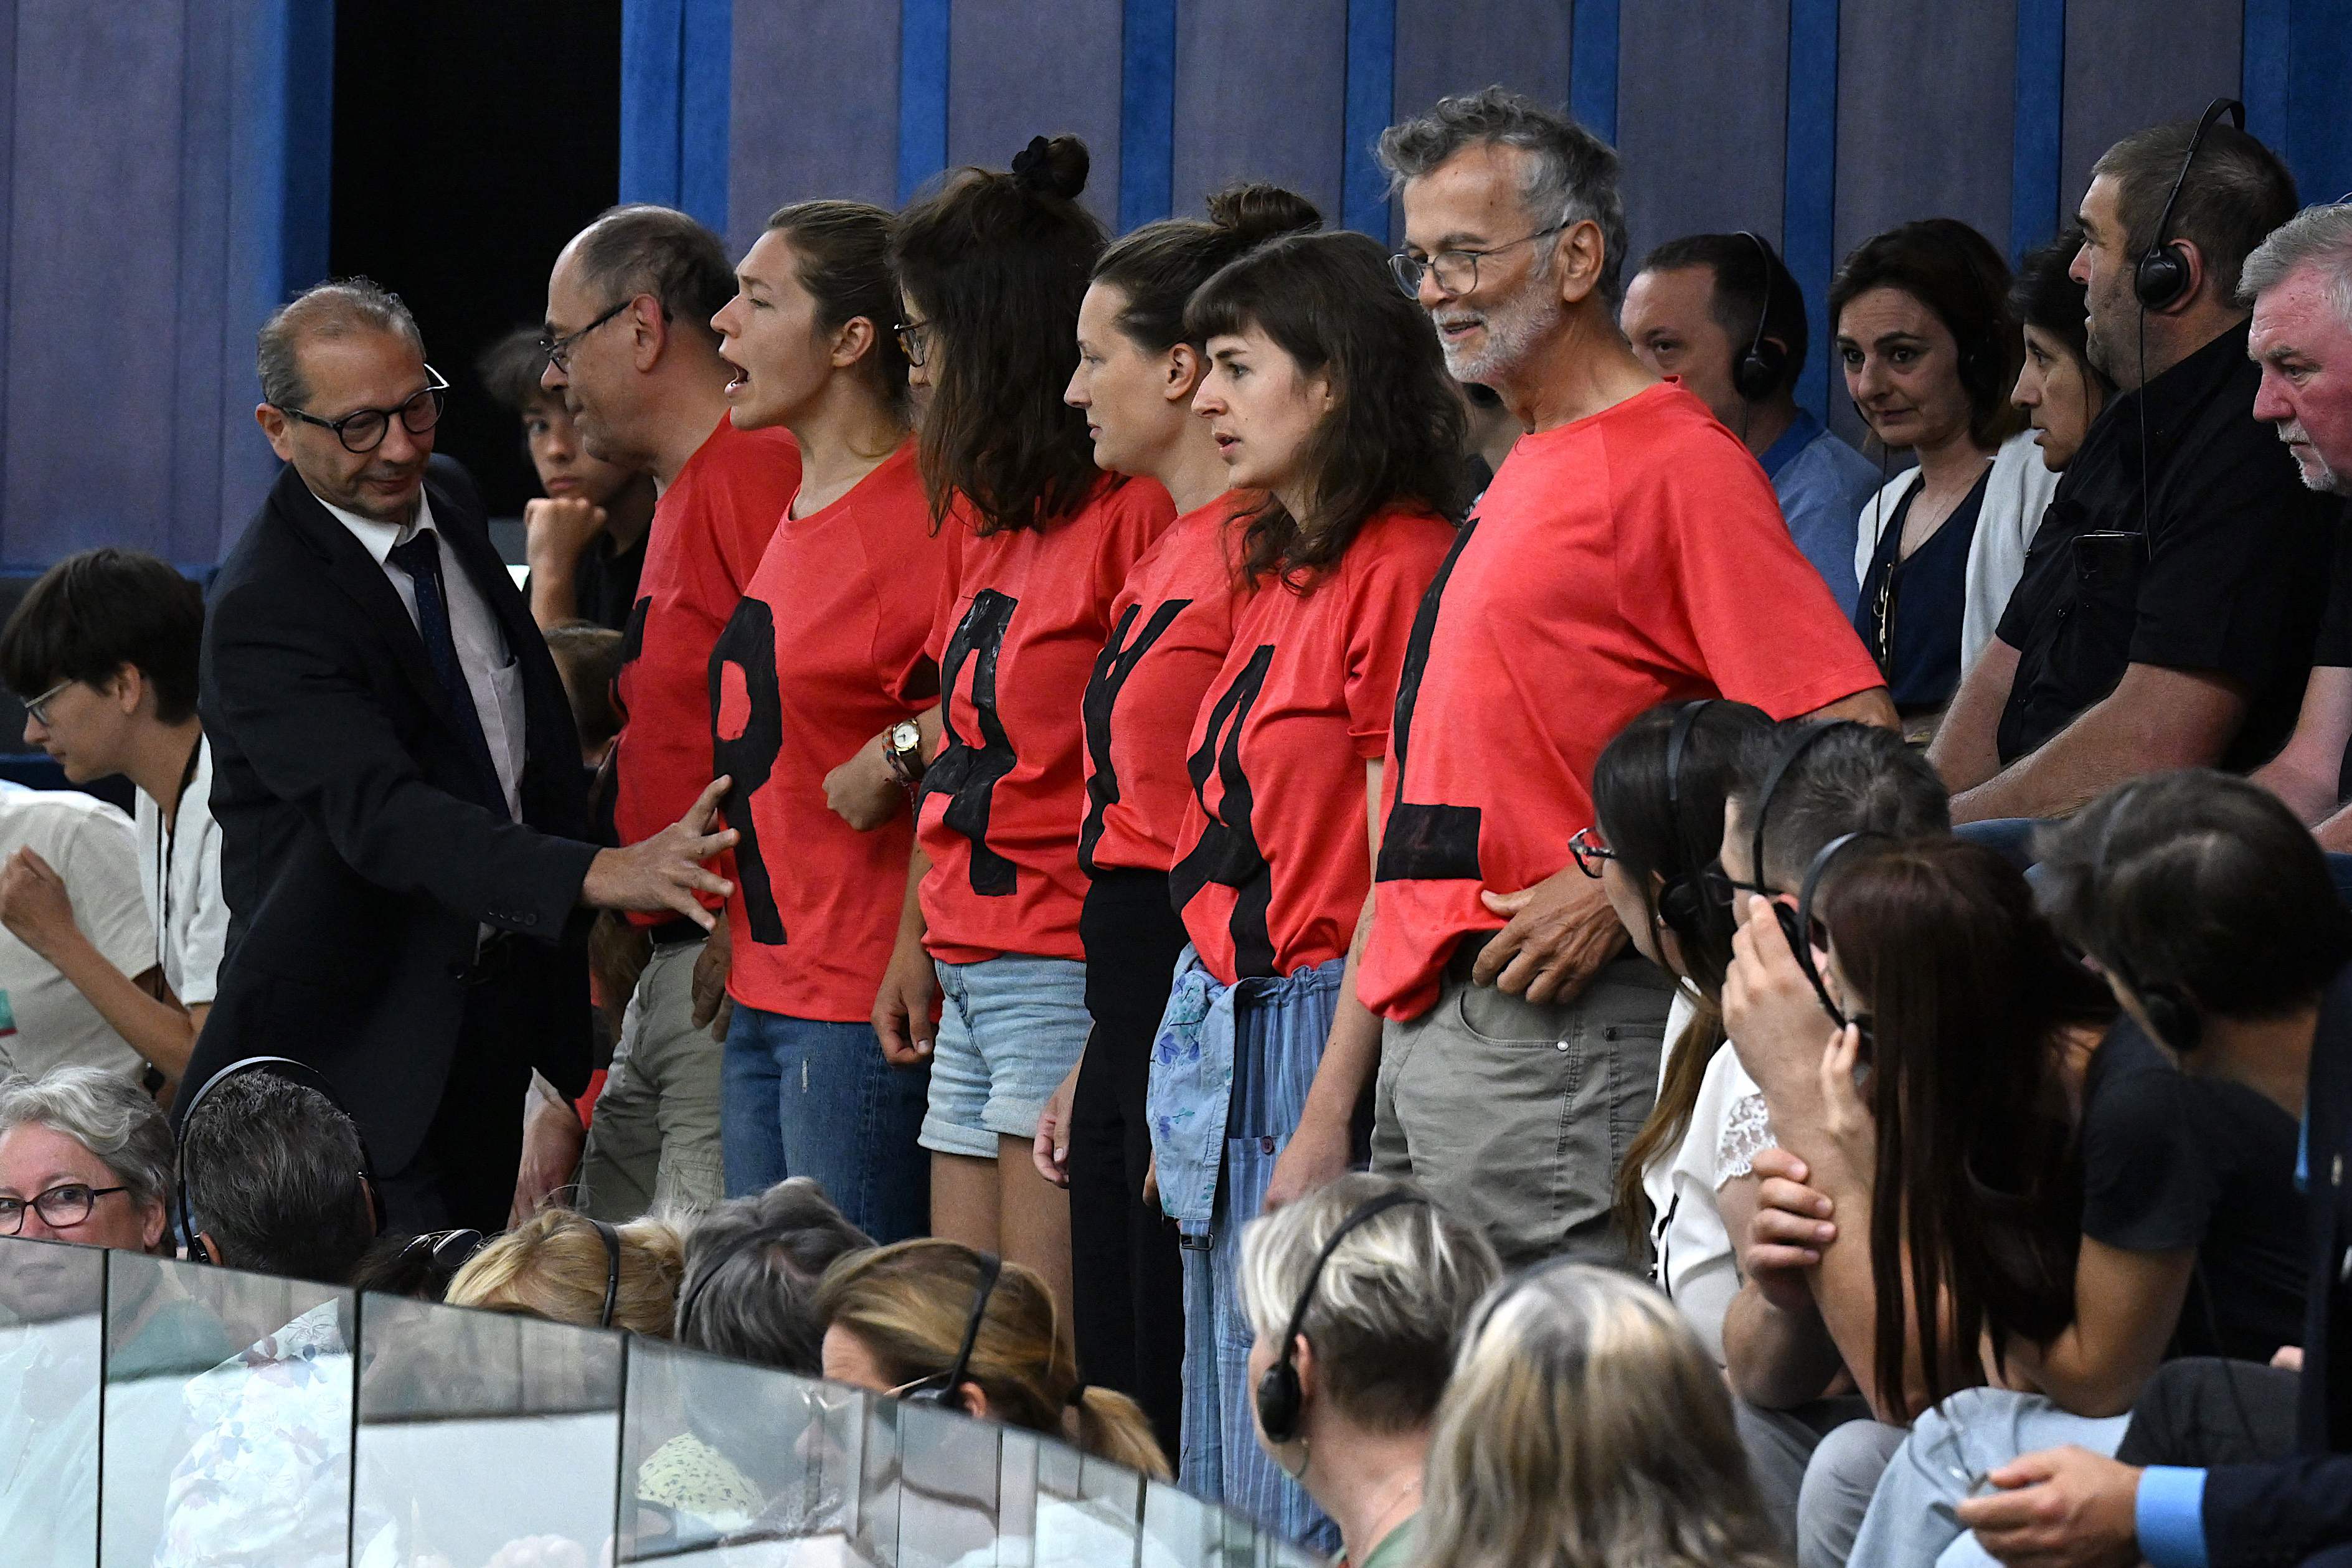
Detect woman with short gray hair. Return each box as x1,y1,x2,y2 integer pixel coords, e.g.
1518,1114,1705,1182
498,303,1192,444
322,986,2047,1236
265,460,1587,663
674,1177,872,1372
1237,1174,1501,1568
0,1065,174,1254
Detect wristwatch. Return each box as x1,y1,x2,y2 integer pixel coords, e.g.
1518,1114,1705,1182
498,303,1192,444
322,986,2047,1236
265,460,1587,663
883,720,927,790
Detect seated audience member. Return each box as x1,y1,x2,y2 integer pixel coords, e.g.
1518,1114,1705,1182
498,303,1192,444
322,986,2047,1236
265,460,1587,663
1585,698,1777,1352
154,1063,387,1568
1701,721,1948,1551
1236,1175,1502,1568
0,1064,172,1254
444,1206,685,1338
544,620,626,772
1623,232,1883,615
2242,204,2352,852
0,1068,230,1565
1939,772,2352,1568
1833,220,2052,733
1930,112,2334,821
476,325,656,632
674,1176,871,1371
816,1238,1169,1479
2010,229,2113,473
1417,1260,1788,1568
0,548,220,1085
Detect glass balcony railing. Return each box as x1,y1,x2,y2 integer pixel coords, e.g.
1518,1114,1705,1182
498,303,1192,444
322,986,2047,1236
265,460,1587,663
0,1234,1321,1568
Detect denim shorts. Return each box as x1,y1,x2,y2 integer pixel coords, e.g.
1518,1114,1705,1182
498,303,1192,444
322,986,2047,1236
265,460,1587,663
920,953,1092,1158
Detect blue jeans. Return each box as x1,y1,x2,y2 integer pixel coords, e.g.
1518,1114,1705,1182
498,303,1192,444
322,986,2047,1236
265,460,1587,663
721,1006,929,1244
1848,1389,2128,1567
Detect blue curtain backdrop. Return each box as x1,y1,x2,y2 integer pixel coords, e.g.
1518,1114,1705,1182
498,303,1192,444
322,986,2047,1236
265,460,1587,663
3,0,2350,564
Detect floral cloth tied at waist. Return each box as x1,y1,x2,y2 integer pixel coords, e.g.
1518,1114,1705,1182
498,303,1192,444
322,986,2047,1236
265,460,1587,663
1145,943,1344,1239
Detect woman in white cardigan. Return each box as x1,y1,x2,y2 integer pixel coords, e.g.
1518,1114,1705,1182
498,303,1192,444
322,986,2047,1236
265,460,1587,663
1836,220,2057,740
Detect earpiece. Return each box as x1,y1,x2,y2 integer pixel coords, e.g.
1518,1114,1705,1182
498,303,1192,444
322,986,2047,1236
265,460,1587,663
905,1250,1003,1410
2132,99,2244,311
1731,232,1788,404
1790,831,1892,1043
1255,1192,1426,1446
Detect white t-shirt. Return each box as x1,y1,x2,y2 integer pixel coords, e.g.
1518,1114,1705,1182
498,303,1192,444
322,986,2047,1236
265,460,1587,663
1644,992,1775,1364
0,789,155,1079
133,736,228,1008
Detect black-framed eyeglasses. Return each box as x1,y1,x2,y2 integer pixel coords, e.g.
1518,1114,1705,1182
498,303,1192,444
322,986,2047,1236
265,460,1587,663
1388,222,1568,298
1701,867,1773,909
21,677,75,728
540,296,643,373
0,1183,130,1235
1568,825,1618,879
894,318,935,370
275,367,449,455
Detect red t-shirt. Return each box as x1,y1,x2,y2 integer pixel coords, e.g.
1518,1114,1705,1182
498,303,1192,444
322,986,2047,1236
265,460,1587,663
917,476,1178,963
614,417,801,929
712,442,948,1018
1079,494,1248,876
1173,505,1456,985
1359,382,1884,1019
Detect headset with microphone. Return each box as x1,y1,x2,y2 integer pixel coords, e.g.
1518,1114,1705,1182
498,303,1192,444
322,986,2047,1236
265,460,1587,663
899,1250,1003,1410
175,1055,384,1265
1255,1191,1428,1446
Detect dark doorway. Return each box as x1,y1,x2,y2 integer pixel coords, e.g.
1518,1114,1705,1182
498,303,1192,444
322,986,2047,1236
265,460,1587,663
329,0,621,527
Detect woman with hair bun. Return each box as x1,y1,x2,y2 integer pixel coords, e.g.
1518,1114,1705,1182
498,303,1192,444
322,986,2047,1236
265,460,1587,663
1034,181,1321,1455
866,136,1176,1324
1146,228,1465,1547
706,199,945,1245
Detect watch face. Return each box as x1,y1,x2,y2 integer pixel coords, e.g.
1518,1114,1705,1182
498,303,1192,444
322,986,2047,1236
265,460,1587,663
890,722,921,752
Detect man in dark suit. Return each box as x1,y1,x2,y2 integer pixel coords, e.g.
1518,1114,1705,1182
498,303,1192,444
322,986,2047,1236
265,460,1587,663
1951,772,2352,1568
190,278,738,1232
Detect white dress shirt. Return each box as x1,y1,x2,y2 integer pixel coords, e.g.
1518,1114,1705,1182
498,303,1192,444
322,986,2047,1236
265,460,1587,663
314,490,526,819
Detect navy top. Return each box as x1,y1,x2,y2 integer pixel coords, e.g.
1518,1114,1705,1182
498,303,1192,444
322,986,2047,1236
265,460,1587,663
1854,466,1990,715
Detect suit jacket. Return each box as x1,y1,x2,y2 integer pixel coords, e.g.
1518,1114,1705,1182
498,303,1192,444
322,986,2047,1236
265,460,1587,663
189,463,599,1171
2204,962,2352,1568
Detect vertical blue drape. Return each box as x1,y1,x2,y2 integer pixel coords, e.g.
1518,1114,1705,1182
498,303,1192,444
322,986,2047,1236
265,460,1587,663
897,0,952,202
1341,0,1397,237
1569,0,1620,144
1783,0,1838,422
2011,0,2066,258
620,0,731,231
1118,0,1177,229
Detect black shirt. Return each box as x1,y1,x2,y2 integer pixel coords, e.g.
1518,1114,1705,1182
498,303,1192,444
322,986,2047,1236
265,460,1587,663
1993,321,2337,767
2305,509,2352,798
568,527,648,633
2079,1018,2307,1361
1855,466,1989,716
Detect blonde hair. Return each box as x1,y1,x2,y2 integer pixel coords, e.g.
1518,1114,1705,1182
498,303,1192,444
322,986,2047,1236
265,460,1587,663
815,1239,1169,1480
1419,1264,1787,1568
446,1207,685,1338
1237,1174,1500,1433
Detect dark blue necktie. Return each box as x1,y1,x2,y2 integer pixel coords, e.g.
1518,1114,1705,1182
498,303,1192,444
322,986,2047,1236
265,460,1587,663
387,529,509,818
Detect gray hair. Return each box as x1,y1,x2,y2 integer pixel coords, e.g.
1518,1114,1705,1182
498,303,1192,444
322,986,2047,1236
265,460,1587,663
1239,1173,1501,1434
0,1067,174,1212
1377,85,1631,306
2241,202,2352,325
257,277,424,410
181,1072,373,1284
567,204,735,347
675,1177,872,1373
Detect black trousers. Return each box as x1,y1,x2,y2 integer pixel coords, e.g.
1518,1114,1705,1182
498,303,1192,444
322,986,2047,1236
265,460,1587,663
377,975,539,1234
1071,869,1188,1459
2115,1357,2303,1466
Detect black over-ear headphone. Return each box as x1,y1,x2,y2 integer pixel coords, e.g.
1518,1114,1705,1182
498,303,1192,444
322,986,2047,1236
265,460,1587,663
1731,232,1789,403
176,1055,384,1264
1255,1191,1427,1445
904,1250,1003,1409
1792,831,1892,1046
1747,722,1846,909
1654,701,1717,943
2089,781,2206,1053
2133,98,2245,311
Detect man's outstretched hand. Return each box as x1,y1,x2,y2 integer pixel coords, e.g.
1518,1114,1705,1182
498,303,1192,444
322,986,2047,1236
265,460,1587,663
580,776,739,928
